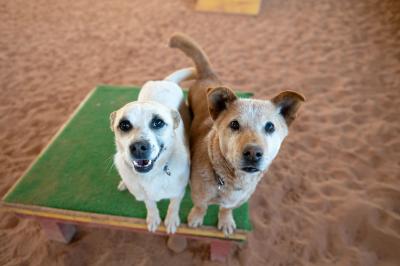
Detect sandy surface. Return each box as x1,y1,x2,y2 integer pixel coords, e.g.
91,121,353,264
1,0,400,265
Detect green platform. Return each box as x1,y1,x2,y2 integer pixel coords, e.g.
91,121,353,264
3,86,253,235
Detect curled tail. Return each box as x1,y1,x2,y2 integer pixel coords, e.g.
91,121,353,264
169,33,216,80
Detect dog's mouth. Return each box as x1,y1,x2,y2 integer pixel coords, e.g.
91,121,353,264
133,159,154,173
241,166,260,173
131,144,164,173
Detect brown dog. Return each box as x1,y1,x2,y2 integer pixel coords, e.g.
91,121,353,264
170,33,305,235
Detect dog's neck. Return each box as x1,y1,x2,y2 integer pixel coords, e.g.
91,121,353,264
207,129,236,186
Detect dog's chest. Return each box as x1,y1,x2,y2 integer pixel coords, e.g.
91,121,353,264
139,173,184,201
216,176,260,209
217,186,252,208
123,170,186,202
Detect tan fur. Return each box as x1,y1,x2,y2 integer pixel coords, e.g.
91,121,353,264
170,33,305,234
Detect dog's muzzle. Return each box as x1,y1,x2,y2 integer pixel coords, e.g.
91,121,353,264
130,140,151,159
129,141,163,173
241,144,263,173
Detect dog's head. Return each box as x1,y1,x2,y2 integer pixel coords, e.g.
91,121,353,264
207,87,304,175
110,101,180,174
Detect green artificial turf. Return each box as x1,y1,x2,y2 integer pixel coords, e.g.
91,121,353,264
4,85,253,231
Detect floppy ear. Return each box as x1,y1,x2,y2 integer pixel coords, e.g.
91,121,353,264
171,110,181,129
207,87,237,120
272,91,305,126
110,111,116,131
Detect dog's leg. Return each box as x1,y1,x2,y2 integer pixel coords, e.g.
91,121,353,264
188,203,208,228
218,207,236,235
144,199,161,232
117,180,127,191
164,193,184,234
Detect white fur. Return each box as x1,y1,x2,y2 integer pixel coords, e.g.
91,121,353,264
112,68,193,233
139,81,184,111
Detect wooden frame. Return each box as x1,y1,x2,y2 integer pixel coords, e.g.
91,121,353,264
3,203,243,261
2,202,247,241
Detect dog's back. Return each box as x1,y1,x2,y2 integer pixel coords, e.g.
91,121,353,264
139,80,184,111
139,66,196,109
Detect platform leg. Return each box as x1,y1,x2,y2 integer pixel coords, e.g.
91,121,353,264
210,240,232,262
39,219,76,243
167,235,188,253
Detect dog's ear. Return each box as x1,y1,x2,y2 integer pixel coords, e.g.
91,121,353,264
207,87,237,120
110,111,116,131
272,91,305,126
171,110,180,129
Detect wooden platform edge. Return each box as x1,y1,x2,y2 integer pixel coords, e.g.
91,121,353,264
1,202,248,241
2,87,97,202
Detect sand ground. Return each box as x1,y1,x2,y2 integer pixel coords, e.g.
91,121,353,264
1,0,400,265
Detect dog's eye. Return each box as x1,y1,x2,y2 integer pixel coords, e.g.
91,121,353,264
119,120,132,132
265,122,275,134
151,118,165,129
229,120,240,131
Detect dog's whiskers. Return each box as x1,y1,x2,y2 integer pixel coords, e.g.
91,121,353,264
105,155,116,174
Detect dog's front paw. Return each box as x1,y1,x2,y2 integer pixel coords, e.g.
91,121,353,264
146,214,161,232
164,213,180,234
117,181,127,191
218,214,237,235
188,207,205,228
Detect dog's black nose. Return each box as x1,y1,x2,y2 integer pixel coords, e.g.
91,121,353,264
130,141,151,159
242,145,263,163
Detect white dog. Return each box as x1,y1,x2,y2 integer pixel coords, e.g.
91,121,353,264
110,68,195,233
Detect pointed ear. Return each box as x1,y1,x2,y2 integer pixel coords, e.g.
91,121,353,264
110,111,116,131
171,110,180,129
272,91,305,126
207,87,237,120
